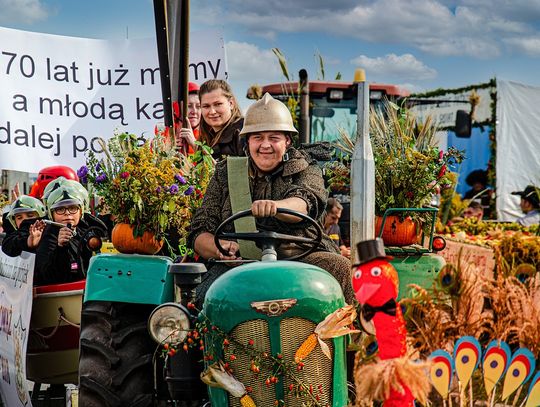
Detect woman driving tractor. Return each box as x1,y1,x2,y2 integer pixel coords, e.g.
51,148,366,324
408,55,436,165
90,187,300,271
187,93,354,305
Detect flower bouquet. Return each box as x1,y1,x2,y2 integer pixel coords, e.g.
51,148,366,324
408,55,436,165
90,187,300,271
333,101,464,244
369,102,464,219
80,131,214,255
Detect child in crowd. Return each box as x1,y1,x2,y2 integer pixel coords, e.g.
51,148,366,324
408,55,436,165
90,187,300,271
34,182,107,285
1,195,46,257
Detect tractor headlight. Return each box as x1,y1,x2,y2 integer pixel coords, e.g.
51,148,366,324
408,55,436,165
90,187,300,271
148,303,190,344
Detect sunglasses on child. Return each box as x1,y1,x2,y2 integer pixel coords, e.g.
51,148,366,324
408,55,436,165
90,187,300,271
53,205,80,215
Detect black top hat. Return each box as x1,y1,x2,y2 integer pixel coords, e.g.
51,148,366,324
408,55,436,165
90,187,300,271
512,185,540,209
353,238,393,266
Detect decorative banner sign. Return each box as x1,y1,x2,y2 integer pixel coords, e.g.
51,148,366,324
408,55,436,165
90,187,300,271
409,87,493,128
0,26,227,173
0,251,35,407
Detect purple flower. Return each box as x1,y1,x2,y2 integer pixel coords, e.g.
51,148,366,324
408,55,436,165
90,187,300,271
156,186,162,193
184,185,195,196
120,171,130,179
77,165,88,184
77,165,88,178
95,162,102,171
175,174,186,184
169,184,179,194
95,173,107,183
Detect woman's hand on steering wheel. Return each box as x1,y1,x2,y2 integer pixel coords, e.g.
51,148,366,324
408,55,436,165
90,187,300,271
251,200,278,217
214,208,323,261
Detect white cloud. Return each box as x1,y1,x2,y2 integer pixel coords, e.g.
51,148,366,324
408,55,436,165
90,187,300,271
417,37,501,58
398,83,426,93
225,41,282,83
504,36,540,57
350,53,437,81
198,0,540,59
0,0,49,24
460,0,540,24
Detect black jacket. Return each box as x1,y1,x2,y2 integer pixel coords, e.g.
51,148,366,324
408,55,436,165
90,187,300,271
34,214,107,285
1,217,43,257
208,119,246,159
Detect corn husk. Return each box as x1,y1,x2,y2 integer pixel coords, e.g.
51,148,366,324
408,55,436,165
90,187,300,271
314,305,361,359
200,361,246,398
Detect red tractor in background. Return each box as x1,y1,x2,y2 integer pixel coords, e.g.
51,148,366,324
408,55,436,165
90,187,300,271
251,72,410,145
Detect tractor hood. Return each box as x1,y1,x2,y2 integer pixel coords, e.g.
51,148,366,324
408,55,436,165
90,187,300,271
203,261,345,332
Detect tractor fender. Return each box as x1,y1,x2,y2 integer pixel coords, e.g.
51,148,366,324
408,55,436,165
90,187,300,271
84,253,174,305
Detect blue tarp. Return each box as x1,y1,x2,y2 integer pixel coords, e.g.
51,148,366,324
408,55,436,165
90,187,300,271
447,125,492,197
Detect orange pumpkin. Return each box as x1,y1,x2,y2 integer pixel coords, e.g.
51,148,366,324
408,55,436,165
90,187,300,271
375,215,419,246
111,223,163,254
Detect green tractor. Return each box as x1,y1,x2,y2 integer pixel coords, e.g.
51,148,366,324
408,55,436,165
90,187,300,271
375,207,447,300
78,208,350,406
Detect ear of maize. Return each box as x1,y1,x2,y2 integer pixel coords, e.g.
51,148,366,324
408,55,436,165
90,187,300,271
240,394,256,407
294,332,318,363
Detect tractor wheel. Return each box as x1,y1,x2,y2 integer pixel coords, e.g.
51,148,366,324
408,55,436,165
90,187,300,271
78,301,158,407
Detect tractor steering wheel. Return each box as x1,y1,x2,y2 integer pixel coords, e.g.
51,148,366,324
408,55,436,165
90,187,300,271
214,208,323,261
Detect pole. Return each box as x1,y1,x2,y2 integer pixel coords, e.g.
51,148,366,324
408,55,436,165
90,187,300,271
166,0,189,125
152,0,173,129
299,69,310,145
350,69,375,263
153,0,190,147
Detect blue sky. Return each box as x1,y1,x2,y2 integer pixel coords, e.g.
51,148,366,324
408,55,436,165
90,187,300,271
2,0,540,110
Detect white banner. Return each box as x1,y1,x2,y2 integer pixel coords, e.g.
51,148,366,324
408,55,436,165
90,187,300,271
0,251,35,407
0,26,227,173
410,87,493,128
496,80,540,221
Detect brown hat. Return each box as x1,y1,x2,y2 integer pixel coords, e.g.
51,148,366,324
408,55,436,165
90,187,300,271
512,185,540,208
353,238,393,266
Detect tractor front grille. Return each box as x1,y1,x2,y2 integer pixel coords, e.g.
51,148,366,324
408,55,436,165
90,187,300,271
226,319,273,407
281,318,333,407
224,317,333,407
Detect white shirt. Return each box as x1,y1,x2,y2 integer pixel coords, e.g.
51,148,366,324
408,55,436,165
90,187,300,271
517,210,540,227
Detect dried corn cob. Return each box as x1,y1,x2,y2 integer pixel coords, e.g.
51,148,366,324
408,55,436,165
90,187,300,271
240,394,256,407
295,305,360,362
295,333,318,363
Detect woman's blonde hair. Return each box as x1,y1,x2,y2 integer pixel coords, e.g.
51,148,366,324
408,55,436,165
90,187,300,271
199,79,243,147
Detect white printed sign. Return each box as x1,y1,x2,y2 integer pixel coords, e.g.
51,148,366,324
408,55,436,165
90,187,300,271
410,87,493,128
0,26,227,173
0,251,35,407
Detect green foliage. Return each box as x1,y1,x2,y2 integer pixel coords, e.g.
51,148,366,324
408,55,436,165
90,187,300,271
316,51,325,80
410,80,498,218
272,48,291,82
